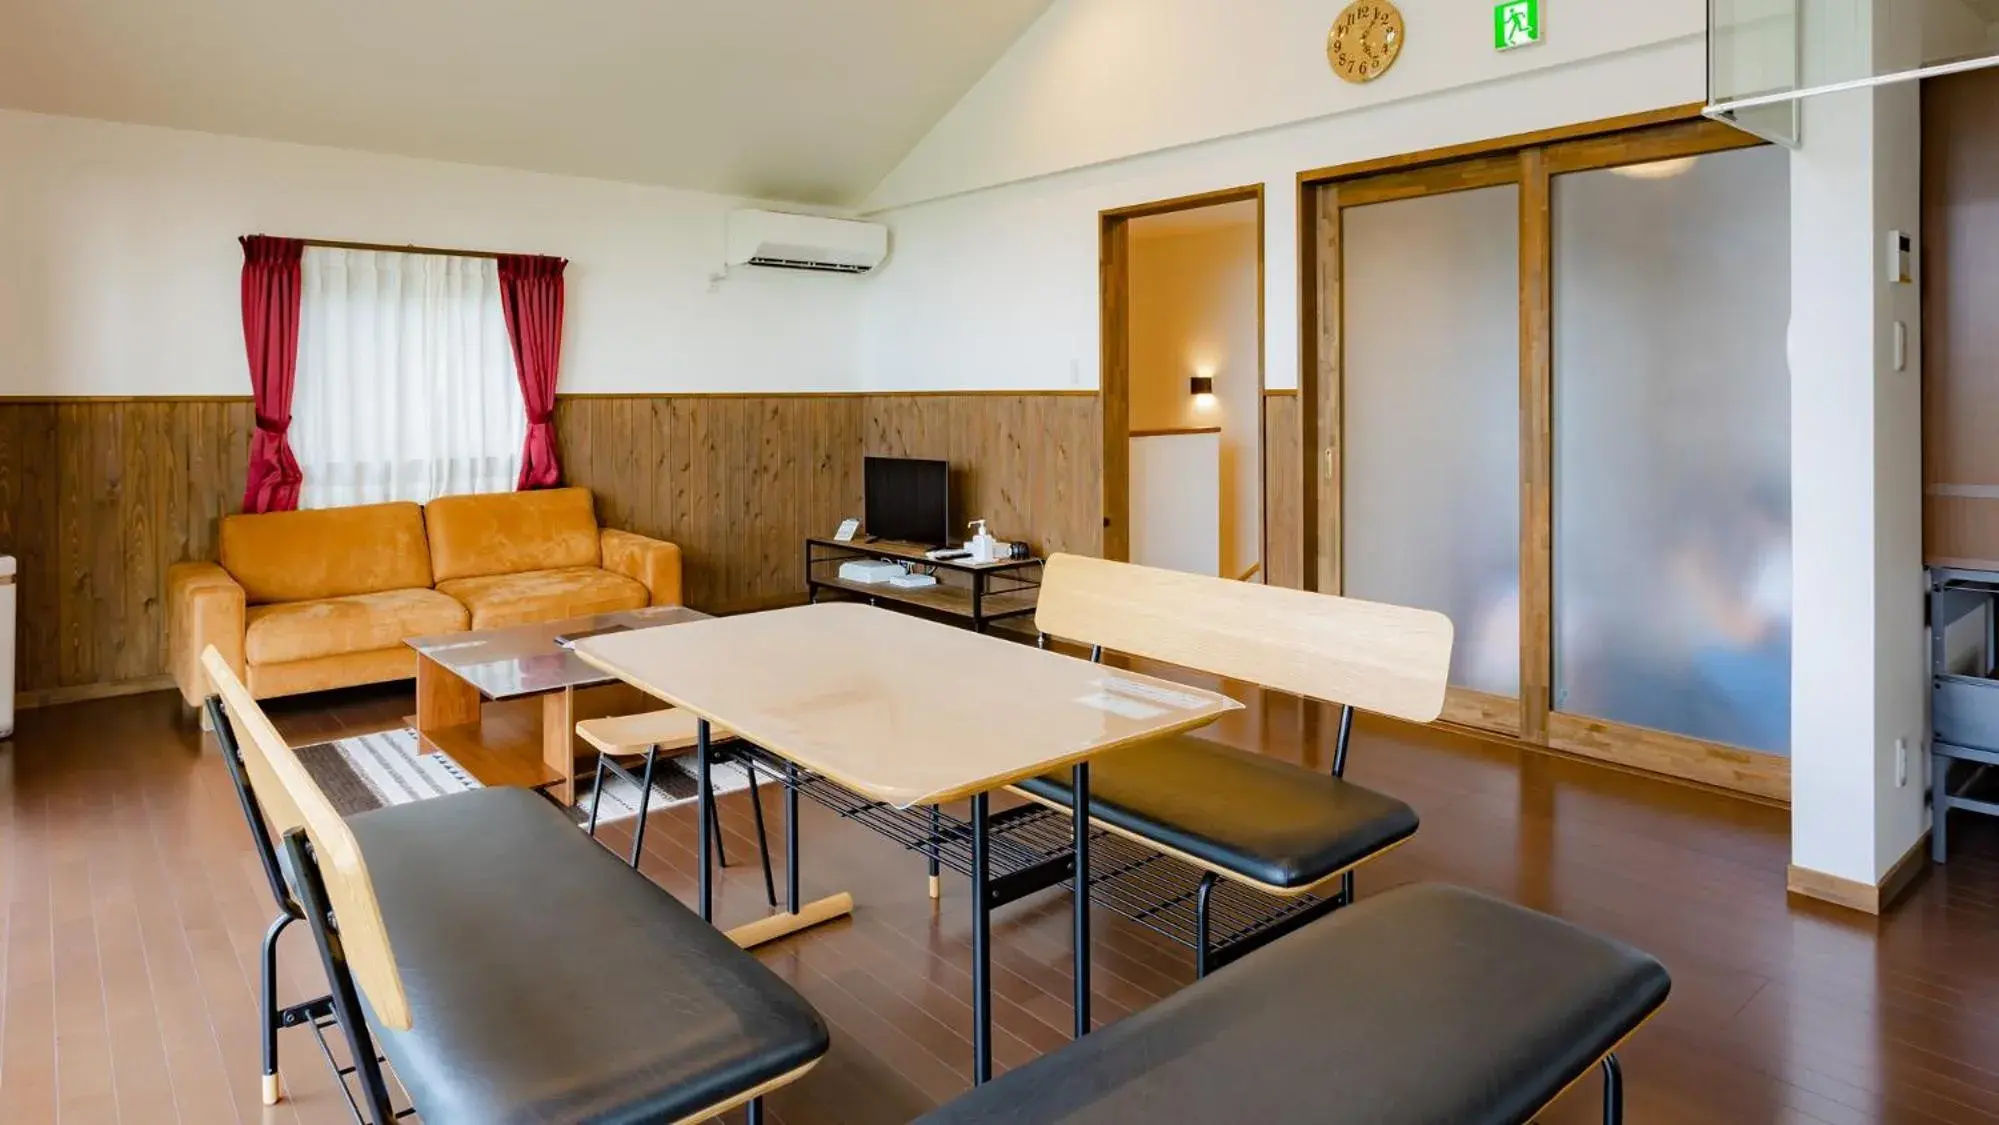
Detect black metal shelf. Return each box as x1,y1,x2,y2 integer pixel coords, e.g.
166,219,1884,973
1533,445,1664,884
740,748,1337,964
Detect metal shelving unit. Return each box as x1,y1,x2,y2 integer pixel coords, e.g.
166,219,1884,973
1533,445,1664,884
1929,567,1999,861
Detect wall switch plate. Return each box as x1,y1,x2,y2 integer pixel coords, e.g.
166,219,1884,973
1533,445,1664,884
1888,231,1913,284
1896,738,1908,787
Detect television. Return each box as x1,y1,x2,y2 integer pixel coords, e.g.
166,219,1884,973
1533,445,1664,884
864,456,951,546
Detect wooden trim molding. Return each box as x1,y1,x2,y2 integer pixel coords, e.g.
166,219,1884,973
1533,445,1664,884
1441,687,1522,736
1298,102,1710,185
18,675,179,712
1101,183,1264,223
557,389,1099,400
1518,148,1553,744
1548,712,1789,802
0,395,253,404
1788,833,1930,915
1262,388,1299,396
1129,426,1222,438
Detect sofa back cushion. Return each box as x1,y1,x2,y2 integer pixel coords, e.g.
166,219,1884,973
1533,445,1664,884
220,502,435,605
425,487,601,582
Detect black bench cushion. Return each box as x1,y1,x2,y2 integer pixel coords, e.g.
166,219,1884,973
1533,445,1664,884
1014,733,1417,889
347,787,828,1125
916,883,1669,1125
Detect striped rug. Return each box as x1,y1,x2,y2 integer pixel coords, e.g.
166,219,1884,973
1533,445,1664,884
294,727,751,824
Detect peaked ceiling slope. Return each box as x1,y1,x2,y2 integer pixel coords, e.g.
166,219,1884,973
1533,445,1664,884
0,0,1054,205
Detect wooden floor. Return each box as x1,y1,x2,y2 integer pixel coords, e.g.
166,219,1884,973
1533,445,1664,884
3,683,1997,1125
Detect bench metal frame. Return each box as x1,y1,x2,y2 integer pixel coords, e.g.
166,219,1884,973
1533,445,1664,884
208,695,342,1110
1019,640,1381,978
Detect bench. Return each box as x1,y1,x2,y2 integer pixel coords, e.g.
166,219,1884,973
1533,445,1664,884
204,647,829,1125
915,882,1670,1125
1019,553,1453,974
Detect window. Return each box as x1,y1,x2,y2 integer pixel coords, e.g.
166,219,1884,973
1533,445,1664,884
292,248,526,508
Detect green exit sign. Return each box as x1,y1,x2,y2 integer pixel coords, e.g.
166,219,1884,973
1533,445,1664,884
1495,0,1541,50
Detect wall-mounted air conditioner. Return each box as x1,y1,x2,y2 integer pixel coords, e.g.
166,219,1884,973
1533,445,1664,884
726,210,888,275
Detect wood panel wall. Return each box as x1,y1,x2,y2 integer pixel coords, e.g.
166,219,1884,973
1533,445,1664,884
1924,70,1999,569
863,393,1103,558
1263,392,1304,589
0,400,254,702
553,395,868,614
0,393,1111,700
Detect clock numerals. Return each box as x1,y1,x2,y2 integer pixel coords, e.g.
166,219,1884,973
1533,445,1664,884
1328,0,1403,84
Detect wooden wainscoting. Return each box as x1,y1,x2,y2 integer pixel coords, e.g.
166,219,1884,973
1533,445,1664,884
0,392,1107,700
555,392,1103,613
863,393,1103,557
1262,391,1303,589
553,394,869,614
0,399,256,700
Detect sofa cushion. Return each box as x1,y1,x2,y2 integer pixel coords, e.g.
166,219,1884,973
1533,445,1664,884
436,567,647,631
220,502,434,605
425,488,600,583
244,588,470,665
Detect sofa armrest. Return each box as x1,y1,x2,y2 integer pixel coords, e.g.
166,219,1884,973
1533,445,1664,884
600,529,683,607
168,561,246,707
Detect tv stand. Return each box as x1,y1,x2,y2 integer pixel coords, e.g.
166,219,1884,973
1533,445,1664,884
805,537,1041,633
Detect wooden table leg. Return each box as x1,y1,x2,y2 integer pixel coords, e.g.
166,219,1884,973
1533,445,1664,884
415,653,480,733
542,688,577,807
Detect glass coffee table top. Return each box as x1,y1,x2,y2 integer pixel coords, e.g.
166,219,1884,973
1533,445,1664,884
407,605,708,700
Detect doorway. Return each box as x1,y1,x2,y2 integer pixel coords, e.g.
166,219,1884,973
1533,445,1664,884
1100,186,1265,578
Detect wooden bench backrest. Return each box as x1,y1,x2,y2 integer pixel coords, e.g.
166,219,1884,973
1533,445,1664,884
1035,554,1454,724
202,646,414,1031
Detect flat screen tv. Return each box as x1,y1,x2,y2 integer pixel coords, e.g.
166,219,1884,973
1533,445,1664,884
864,456,951,546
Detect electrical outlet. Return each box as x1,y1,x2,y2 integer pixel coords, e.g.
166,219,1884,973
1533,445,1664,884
1895,738,1908,787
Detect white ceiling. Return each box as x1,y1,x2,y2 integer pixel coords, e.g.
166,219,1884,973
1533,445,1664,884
0,0,1055,205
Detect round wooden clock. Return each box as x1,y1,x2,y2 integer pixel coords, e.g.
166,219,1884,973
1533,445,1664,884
1327,0,1405,84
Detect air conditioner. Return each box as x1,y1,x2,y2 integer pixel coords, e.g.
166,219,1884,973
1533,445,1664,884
726,210,888,275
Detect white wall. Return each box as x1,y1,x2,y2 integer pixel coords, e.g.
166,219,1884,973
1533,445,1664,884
858,41,1705,395
1130,431,1222,577
0,108,862,397
866,0,1706,211
1787,1,1927,886
1127,220,1261,579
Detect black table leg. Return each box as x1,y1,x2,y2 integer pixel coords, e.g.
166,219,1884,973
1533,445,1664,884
786,761,801,913
971,791,992,1085
1072,761,1091,1039
697,719,713,923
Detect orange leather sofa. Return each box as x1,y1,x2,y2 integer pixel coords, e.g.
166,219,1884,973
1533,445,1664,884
167,487,681,710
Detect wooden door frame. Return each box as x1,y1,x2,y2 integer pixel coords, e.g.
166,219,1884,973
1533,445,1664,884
1295,104,1789,801
1099,184,1266,567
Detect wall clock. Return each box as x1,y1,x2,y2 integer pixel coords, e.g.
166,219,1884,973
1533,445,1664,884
1328,0,1405,84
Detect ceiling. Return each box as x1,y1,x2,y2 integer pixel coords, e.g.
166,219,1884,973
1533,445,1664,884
0,0,1055,205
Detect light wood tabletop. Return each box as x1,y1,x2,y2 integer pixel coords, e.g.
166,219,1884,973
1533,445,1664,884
572,601,1241,808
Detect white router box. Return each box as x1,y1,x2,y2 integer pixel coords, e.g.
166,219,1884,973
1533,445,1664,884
838,560,909,585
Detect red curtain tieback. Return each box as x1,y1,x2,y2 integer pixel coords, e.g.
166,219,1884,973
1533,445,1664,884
254,415,291,433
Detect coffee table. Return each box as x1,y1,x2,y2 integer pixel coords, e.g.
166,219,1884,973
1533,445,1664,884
405,606,707,805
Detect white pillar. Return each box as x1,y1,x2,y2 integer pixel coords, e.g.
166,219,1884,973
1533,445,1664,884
1786,5,1927,901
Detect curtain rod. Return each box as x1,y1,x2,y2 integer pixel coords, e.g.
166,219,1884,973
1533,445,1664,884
297,237,512,260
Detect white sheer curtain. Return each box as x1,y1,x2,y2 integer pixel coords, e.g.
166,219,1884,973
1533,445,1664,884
293,248,526,508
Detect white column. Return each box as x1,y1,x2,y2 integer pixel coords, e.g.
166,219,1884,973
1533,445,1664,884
1786,4,1926,895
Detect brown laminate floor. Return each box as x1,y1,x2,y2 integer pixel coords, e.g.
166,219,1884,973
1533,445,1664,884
2,682,1997,1125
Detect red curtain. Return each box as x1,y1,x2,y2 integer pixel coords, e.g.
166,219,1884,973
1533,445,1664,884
498,254,568,490
238,235,305,513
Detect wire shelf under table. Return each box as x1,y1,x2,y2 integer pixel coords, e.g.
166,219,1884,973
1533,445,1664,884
739,748,1338,959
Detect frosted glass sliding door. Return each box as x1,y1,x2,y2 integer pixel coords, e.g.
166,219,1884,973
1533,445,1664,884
1342,185,1521,696
1551,146,1791,754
